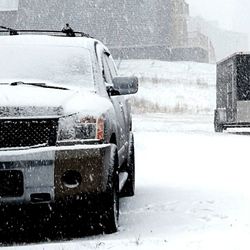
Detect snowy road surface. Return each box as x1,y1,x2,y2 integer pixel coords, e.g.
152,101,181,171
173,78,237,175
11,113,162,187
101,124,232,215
3,114,250,249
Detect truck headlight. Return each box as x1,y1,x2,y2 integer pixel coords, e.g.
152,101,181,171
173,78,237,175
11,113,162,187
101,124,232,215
57,115,105,141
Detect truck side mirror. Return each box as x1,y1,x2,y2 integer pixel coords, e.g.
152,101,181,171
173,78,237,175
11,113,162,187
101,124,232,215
108,77,138,96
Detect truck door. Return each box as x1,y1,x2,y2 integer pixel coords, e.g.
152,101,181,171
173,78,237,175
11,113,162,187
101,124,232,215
102,54,128,152
101,52,127,153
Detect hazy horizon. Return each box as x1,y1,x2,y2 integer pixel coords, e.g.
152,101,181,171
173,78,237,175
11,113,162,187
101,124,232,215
186,0,249,35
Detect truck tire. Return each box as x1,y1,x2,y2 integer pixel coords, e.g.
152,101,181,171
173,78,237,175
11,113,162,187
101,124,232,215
214,110,224,133
214,122,224,133
72,144,119,235
120,133,135,197
96,144,119,234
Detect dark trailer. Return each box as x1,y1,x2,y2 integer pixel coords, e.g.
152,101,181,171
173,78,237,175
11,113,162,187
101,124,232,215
214,53,250,132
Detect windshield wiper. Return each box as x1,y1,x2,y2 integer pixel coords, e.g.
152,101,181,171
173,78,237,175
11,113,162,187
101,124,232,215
10,81,69,90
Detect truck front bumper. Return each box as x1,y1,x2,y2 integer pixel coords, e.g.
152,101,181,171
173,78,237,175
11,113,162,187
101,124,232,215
0,144,112,205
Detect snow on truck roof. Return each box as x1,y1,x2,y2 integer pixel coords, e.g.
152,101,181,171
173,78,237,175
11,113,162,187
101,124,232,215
0,35,96,49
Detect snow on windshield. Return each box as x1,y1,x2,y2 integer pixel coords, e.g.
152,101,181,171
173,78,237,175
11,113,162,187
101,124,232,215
0,45,94,89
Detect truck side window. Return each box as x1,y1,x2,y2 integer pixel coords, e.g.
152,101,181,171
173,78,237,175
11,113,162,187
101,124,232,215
101,54,112,84
106,55,118,78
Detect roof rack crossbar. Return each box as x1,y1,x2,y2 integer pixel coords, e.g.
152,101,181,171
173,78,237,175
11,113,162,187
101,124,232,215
0,26,19,35
0,28,92,38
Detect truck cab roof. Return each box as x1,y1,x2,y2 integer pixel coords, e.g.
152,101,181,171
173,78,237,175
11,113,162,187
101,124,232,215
0,34,98,50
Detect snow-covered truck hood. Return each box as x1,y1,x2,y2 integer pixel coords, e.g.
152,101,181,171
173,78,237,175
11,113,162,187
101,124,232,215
0,85,111,118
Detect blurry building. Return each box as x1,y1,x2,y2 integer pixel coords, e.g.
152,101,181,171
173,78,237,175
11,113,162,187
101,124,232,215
185,31,216,63
170,0,189,48
0,0,218,63
0,0,173,60
188,16,249,61
167,0,214,63
0,0,186,61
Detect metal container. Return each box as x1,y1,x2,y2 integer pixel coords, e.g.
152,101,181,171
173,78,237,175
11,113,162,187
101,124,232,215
215,52,250,132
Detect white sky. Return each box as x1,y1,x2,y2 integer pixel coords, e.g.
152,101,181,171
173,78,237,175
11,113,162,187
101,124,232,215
186,0,249,33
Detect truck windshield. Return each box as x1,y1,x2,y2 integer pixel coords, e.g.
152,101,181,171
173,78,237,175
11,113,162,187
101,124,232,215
0,45,94,89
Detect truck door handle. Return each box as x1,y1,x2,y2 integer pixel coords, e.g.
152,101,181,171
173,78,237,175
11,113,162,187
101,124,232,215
119,102,124,113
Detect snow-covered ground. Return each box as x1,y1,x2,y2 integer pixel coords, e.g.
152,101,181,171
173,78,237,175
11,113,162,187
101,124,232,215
3,61,250,249
4,113,250,250
118,60,216,114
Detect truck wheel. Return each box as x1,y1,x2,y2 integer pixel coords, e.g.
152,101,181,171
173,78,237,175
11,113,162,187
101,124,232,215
214,110,224,133
97,144,119,234
214,122,224,133
120,133,135,197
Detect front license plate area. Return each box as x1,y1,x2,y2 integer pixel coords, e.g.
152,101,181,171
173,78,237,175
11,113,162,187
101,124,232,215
0,170,24,198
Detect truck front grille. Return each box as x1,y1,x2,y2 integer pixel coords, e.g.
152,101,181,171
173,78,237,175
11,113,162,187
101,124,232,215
0,119,58,148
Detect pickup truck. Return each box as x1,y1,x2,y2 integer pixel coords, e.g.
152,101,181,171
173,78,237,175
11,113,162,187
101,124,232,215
0,28,138,234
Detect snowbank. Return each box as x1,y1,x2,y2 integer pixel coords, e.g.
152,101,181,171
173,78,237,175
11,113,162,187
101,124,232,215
117,60,216,114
